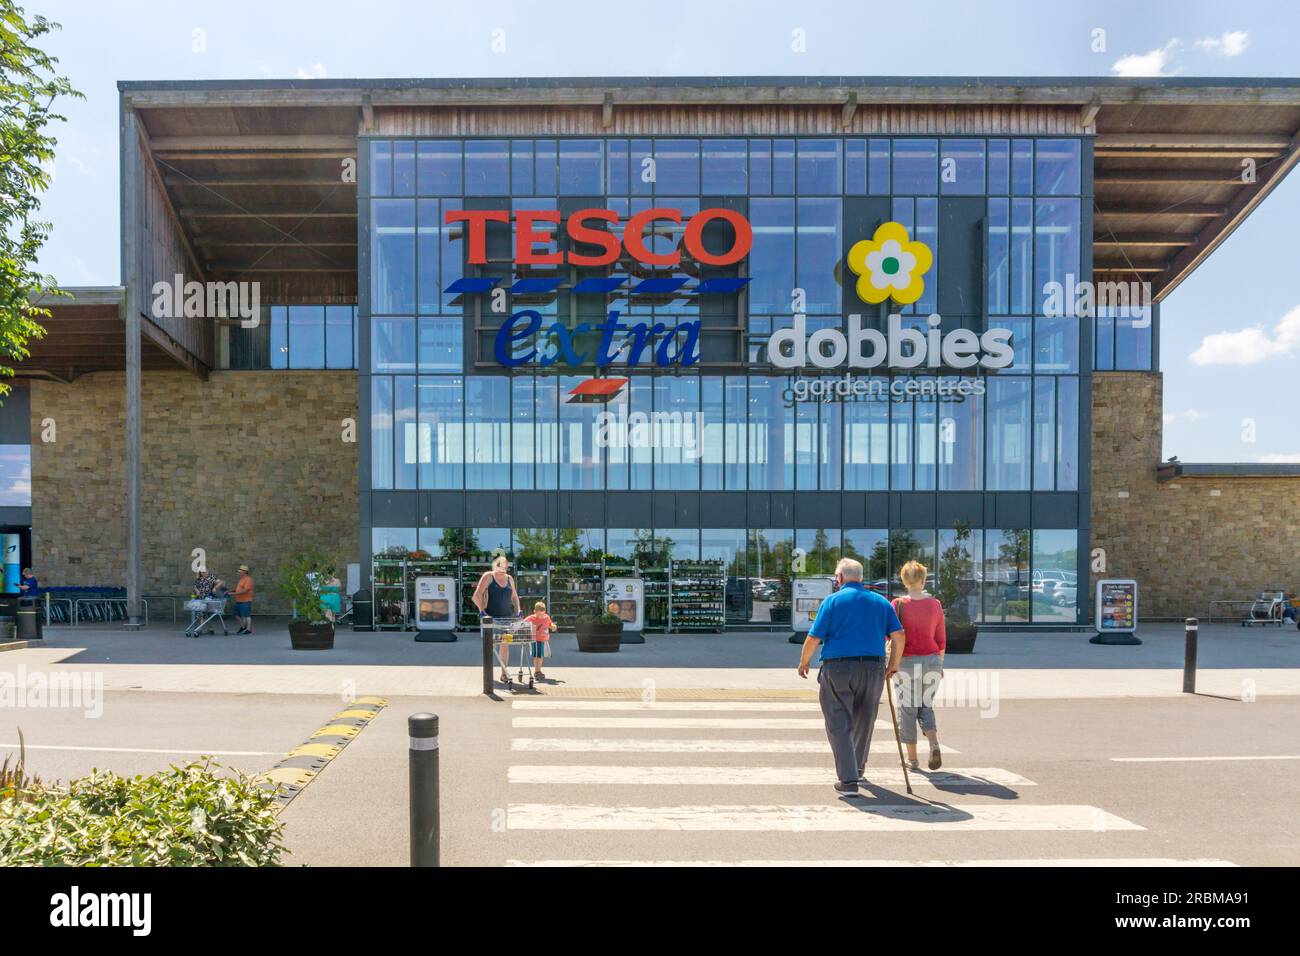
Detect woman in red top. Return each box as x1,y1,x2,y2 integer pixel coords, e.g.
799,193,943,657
891,560,946,771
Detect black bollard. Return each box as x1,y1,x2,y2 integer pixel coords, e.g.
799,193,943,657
409,713,440,867
1183,618,1198,694
481,616,493,697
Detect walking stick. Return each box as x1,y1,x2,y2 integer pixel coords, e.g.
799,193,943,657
885,672,913,795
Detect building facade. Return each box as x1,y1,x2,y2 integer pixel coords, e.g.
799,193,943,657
15,78,1300,624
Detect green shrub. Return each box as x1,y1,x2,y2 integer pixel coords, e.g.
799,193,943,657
0,759,287,866
277,548,337,624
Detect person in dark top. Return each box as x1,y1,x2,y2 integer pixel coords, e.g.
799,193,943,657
472,555,521,684
19,568,39,595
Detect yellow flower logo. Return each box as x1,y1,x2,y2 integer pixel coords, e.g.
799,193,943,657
846,222,933,305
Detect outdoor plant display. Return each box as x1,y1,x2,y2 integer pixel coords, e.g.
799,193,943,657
0,758,286,866
278,549,338,650
574,605,623,653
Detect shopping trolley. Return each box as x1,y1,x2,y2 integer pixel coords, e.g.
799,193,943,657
184,596,229,637
481,615,536,691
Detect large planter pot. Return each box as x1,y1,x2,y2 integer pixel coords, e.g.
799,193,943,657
575,622,623,653
769,606,792,625
946,623,977,654
289,621,335,650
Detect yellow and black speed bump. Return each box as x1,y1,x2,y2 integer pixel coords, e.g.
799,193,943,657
259,696,388,810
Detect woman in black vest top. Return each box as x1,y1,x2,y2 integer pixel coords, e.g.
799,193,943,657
472,555,521,684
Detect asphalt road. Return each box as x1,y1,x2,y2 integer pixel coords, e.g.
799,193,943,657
4,688,1298,866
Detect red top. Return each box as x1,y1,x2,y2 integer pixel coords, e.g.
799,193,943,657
891,596,947,655
523,612,555,642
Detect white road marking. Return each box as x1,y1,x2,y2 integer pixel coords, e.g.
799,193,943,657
511,738,960,755
507,803,1143,832
1112,755,1300,763
0,742,279,757
512,700,823,712
512,716,883,730
508,765,1032,787
508,858,1234,868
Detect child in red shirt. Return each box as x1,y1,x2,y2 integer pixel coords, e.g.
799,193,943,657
523,601,557,681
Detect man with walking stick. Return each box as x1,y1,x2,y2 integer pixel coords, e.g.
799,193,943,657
797,557,907,797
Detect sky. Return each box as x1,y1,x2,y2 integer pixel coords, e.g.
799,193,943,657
27,0,1300,464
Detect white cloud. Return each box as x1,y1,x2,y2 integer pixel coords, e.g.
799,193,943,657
1163,409,1206,427
1196,31,1249,57
1188,305,1300,365
1111,39,1180,77
1258,453,1300,463
296,63,327,79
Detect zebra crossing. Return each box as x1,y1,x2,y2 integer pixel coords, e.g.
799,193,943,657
500,697,1233,867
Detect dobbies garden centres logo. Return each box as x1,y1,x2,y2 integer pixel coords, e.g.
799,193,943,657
846,221,933,306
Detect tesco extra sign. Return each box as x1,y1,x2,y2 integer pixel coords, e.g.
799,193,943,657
445,207,753,267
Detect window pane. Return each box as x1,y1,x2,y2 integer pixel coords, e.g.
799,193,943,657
653,376,700,490
868,138,890,195
370,141,392,197
1036,138,1081,196
606,139,628,195
393,140,415,196
987,378,1031,490
845,139,867,194
325,306,354,368
983,529,1029,623
842,529,888,584
892,138,937,195
1116,309,1153,370
417,317,462,372
465,376,510,489
1032,529,1078,623
1034,199,1080,311
269,305,287,369
796,139,841,195
1011,139,1034,195
1035,315,1078,372
510,140,533,195
749,139,771,195
419,376,463,489
748,528,792,623
1057,376,1079,490
372,317,416,373
747,377,792,489
464,140,509,195
936,525,981,623
988,198,1009,314
702,139,747,194
417,140,461,197
796,198,841,314
560,139,603,194
655,139,699,194
372,199,416,314
938,387,982,490
371,377,394,489
1010,198,1033,313
0,445,31,506
772,139,795,193
394,376,418,489
987,139,1009,194
940,139,985,195
1033,377,1055,490
287,306,324,368
844,397,888,490
559,376,601,489
534,140,557,194
749,199,795,314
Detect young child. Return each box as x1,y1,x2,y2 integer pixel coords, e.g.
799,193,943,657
523,601,557,681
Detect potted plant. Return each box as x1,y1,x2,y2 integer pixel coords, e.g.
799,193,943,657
574,606,623,653
278,549,337,650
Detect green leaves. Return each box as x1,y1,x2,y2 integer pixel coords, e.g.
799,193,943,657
0,2,80,396
0,759,288,866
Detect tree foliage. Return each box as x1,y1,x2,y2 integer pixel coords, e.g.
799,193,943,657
0,2,80,395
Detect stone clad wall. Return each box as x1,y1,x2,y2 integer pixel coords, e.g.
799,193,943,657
30,371,358,612
1090,371,1300,619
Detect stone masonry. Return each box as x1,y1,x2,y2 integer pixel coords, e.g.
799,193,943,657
1090,371,1300,620
29,371,358,614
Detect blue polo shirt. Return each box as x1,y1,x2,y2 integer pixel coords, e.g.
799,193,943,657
808,582,902,659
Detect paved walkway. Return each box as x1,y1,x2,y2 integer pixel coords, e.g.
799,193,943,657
3,621,1297,700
